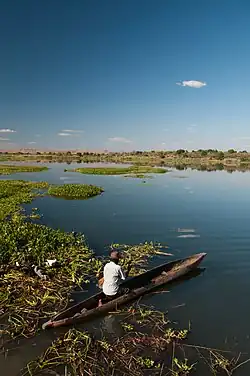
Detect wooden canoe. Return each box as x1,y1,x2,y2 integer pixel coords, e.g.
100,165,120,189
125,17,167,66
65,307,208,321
42,252,206,329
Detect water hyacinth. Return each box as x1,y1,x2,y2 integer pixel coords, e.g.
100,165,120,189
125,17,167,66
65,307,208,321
0,164,48,175
48,183,104,199
65,165,168,175
0,180,49,220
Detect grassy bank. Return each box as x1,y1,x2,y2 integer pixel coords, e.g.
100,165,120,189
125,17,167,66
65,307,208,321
0,164,48,175
48,183,104,199
65,165,167,175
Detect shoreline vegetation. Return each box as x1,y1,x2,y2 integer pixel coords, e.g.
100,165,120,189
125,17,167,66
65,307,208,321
2,149,250,172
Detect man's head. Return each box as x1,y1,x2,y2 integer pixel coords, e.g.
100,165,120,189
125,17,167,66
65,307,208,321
109,250,121,263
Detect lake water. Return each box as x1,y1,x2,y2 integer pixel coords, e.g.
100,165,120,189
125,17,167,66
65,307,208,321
2,162,250,375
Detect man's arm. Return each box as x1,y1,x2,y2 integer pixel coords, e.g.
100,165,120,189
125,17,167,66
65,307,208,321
118,265,126,280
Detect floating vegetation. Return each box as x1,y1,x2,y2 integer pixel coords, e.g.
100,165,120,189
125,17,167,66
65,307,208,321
0,180,49,220
21,303,249,376
29,207,42,220
0,165,48,175
108,242,170,276
65,165,167,175
22,305,181,376
48,183,104,199
0,215,99,345
0,194,165,348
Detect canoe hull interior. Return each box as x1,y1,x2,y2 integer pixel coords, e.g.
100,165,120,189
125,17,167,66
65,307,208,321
43,252,206,329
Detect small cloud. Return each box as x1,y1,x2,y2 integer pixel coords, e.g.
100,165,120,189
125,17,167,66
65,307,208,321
0,128,16,133
62,129,84,134
0,137,10,141
35,134,41,137
176,80,207,88
58,133,72,136
161,142,166,146
108,137,132,144
187,124,197,133
27,141,37,145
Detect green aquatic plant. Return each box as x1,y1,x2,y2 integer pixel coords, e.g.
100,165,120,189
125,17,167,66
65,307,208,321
110,241,169,276
0,164,48,175
65,165,167,175
171,357,196,375
48,183,104,199
0,180,49,220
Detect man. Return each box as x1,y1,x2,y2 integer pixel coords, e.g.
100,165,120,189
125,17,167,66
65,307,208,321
103,250,126,297
98,250,127,306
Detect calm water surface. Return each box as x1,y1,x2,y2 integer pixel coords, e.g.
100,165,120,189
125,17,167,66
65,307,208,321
2,162,250,375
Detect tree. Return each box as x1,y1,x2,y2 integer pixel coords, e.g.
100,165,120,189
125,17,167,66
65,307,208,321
217,151,224,160
176,149,186,155
227,149,236,154
200,150,208,156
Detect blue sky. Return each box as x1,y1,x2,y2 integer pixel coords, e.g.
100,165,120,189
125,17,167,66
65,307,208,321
1,0,250,151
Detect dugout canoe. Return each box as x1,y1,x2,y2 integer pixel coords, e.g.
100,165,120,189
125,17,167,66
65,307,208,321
42,252,206,329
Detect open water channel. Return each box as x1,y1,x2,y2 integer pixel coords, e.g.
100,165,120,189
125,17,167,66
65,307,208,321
2,162,250,375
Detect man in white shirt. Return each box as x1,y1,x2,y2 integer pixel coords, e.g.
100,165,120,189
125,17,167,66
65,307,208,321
102,250,126,297
98,250,129,307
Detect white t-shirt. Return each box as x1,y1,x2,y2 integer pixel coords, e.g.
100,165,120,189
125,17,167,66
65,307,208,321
102,261,126,296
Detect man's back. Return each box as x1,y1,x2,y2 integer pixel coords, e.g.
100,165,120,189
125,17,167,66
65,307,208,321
103,261,125,296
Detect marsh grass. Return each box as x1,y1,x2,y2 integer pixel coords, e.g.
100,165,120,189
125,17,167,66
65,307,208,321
48,183,104,199
65,165,167,175
0,165,48,175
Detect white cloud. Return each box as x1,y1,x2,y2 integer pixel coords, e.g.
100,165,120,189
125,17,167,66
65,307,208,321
0,128,16,133
27,141,37,145
176,80,207,88
108,137,132,144
187,124,197,133
35,134,41,137
58,133,72,136
0,137,10,141
62,129,84,133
